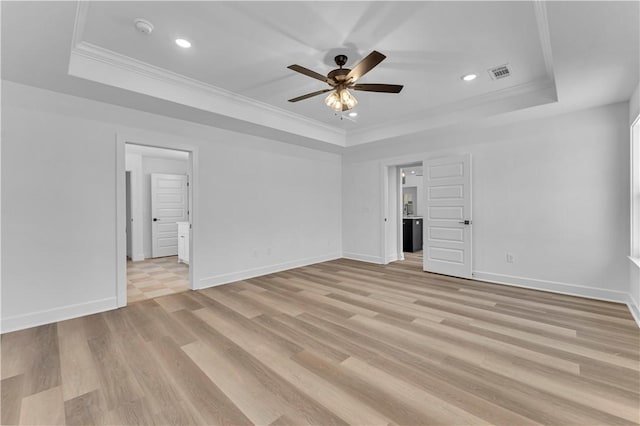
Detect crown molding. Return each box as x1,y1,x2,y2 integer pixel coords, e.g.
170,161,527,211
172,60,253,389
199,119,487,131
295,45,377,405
70,0,90,50
533,0,557,91
346,78,557,146
68,1,558,149
75,41,343,132
69,1,346,147
69,41,346,146
347,0,559,147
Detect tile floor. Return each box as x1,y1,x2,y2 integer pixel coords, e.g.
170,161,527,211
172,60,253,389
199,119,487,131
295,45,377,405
127,256,189,302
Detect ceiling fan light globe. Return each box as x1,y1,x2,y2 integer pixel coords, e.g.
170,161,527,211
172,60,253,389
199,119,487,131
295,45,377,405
325,92,342,110
345,97,357,109
339,89,356,105
339,89,357,110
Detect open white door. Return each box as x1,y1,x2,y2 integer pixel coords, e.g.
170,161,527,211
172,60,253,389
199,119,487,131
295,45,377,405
423,154,472,278
151,173,188,258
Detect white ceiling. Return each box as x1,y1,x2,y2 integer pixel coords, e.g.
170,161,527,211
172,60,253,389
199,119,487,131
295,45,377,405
2,1,638,150
81,1,547,123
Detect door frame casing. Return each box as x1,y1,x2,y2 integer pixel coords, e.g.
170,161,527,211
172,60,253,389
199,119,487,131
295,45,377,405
116,133,198,307
125,171,133,259
380,155,426,264
126,154,144,261
380,164,404,264
380,151,472,274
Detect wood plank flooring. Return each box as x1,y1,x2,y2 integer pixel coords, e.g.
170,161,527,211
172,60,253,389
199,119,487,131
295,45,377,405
2,258,639,425
127,256,189,302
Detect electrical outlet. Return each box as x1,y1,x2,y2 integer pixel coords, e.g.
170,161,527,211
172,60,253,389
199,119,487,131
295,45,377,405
506,253,515,263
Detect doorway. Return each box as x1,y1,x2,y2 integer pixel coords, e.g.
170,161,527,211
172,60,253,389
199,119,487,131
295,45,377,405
381,154,473,279
399,163,424,266
381,161,424,266
117,137,197,307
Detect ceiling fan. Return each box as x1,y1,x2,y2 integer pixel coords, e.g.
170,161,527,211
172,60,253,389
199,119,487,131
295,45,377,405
287,50,403,112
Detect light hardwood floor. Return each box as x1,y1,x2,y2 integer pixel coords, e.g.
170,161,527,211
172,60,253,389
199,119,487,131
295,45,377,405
127,256,189,302
2,258,639,425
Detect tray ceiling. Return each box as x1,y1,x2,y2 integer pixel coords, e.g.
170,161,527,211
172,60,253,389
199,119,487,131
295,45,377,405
2,1,638,149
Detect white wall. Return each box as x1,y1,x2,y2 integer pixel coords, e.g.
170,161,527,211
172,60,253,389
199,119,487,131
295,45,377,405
1,81,342,332
342,161,381,263
141,157,188,258
344,102,631,302
630,82,640,125
629,84,640,322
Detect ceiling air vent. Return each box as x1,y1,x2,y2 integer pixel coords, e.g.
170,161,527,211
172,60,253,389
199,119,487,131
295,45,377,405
488,64,511,80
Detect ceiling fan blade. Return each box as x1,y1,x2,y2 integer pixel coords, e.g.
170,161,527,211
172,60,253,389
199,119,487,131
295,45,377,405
352,83,404,93
287,64,329,83
288,89,332,103
346,50,386,82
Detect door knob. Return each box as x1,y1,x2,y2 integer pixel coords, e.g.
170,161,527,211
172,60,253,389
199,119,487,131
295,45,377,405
458,220,472,225
153,218,158,222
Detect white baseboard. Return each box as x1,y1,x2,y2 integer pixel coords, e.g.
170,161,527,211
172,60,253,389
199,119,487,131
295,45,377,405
627,293,640,328
342,252,384,264
132,253,145,262
5,264,636,333
472,271,639,328
387,253,400,263
1,297,118,334
472,271,628,304
197,253,342,289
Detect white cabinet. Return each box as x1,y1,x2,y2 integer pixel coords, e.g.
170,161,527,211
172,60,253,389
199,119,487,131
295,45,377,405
177,222,190,264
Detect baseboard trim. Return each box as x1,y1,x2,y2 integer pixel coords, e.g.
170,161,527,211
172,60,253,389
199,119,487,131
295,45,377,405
627,293,640,328
197,253,342,289
342,252,384,264
1,297,118,334
472,271,628,304
387,253,400,263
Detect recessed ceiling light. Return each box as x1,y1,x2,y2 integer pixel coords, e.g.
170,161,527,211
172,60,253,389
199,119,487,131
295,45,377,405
461,73,477,82
411,170,415,174
175,38,191,48
348,112,358,117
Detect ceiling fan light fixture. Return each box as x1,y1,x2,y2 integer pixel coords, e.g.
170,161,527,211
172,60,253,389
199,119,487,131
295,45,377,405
339,89,357,110
288,50,402,110
325,91,342,111
324,89,357,112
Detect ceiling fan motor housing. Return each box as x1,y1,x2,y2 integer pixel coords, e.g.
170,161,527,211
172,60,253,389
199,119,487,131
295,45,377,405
328,68,351,84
